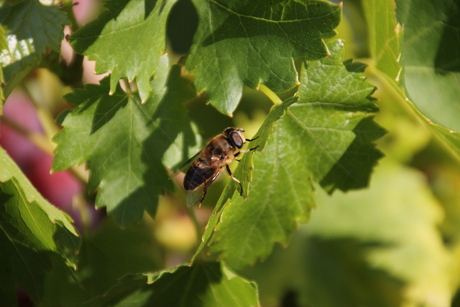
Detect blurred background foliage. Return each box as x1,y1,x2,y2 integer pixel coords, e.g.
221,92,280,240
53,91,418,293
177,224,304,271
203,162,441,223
1,0,460,306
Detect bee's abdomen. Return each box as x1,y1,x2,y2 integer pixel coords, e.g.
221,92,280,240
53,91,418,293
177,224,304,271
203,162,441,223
183,163,216,191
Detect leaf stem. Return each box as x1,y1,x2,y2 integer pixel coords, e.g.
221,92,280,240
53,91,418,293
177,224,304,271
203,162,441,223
59,0,80,32
259,84,282,105
21,83,60,141
12,83,90,185
1,116,54,154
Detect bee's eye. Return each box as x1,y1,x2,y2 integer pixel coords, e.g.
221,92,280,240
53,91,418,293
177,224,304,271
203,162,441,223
230,133,244,148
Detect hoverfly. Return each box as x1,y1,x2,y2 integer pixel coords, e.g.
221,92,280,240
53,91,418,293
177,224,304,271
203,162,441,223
182,127,257,207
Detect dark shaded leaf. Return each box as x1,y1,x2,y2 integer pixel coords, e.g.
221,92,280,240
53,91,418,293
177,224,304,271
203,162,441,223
0,148,79,305
89,262,258,307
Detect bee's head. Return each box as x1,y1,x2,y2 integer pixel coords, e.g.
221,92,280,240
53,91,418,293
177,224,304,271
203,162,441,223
224,127,246,149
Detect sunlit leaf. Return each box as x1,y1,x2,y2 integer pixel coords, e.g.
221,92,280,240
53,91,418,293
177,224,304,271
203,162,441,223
70,0,177,102
186,0,341,115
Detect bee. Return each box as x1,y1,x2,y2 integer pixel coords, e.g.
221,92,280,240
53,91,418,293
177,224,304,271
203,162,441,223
182,127,258,207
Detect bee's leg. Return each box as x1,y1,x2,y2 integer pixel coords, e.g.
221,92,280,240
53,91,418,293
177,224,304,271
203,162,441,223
226,164,243,196
199,188,208,206
246,136,259,142
198,172,221,206
235,145,259,157
234,145,259,162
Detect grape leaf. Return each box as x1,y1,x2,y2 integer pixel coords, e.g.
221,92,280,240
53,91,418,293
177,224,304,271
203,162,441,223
305,163,451,306
52,60,197,226
0,148,79,306
363,0,460,162
70,0,177,102
195,39,384,270
244,162,450,306
89,262,259,307
0,0,69,100
186,0,341,115
189,96,299,264
40,216,164,306
396,0,460,132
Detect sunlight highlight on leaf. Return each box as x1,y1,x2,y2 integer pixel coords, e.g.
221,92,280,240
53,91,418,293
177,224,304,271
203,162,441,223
0,35,35,66
0,0,69,99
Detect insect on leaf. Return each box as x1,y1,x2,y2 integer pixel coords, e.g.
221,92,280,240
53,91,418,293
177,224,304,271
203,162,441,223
196,39,385,270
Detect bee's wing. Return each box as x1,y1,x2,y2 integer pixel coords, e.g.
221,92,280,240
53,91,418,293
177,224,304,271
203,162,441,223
186,187,206,207
186,170,221,207
169,151,201,179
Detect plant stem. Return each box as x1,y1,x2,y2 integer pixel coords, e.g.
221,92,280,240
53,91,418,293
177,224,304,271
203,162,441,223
7,82,90,185
21,83,60,141
59,0,80,32
1,116,54,154
2,115,89,184
259,84,282,105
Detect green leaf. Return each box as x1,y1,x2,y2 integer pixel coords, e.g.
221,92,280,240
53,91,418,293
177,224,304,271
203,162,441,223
90,262,259,307
189,96,298,264
52,60,197,226
0,148,79,305
186,0,341,115
244,162,451,306
396,0,460,132
196,39,384,270
41,216,164,305
70,0,177,102
306,162,451,306
363,0,460,162
297,44,385,192
0,0,69,100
